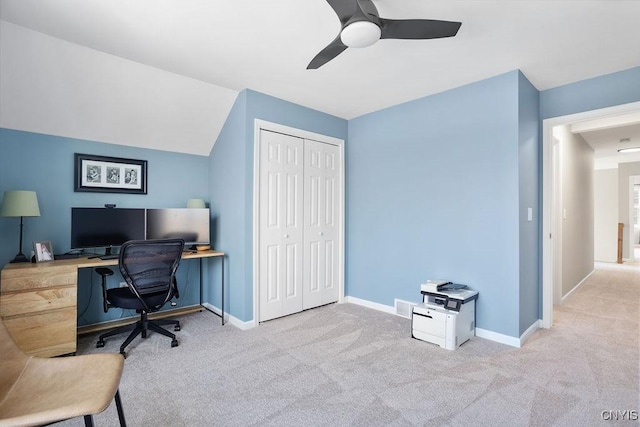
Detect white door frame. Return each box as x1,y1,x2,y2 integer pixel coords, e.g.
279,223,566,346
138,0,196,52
253,119,345,324
542,100,640,328
628,175,640,262
552,135,563,306
629,176,636,262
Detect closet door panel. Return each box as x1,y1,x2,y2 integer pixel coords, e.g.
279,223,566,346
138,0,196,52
303,139,340,309
259,130,304,321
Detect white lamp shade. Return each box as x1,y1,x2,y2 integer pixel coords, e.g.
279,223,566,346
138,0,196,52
0,191,41,217
187,198,206,209
340,21,381,48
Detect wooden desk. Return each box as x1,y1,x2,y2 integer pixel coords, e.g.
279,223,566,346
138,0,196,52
0,250,224,357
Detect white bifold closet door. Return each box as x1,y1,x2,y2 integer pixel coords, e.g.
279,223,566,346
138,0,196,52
258,130,340,322
302,139,340,309
259,130,304,321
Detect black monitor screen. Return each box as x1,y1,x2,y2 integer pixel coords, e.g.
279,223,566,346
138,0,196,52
71,208,146,250
146,208,210,245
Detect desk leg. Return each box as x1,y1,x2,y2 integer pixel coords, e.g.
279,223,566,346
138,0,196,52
199,256,225,326
221,256,225,326
199,258,203,306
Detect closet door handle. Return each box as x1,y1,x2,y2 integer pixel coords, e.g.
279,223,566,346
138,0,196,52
319,232,323,236
284,234,289,238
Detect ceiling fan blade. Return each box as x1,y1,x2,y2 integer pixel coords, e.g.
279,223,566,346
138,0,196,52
307,35,348,69
379,18,461,40
325,0,361,25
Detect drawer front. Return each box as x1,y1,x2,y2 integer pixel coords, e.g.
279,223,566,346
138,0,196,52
3,309,77,357
1,265,77,292
412,308,447,338
0,285,76,317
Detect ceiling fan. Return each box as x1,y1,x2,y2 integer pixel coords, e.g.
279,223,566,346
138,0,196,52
307,0,462,69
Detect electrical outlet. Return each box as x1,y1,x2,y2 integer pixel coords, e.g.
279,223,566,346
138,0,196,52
119,281,127,288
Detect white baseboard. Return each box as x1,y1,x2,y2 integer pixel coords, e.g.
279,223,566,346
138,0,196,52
344,296,396,315
476,319,541,348
347,296,524,348
561,269,595,305
202,302,255,330
475,328,521,348
519,319,541,346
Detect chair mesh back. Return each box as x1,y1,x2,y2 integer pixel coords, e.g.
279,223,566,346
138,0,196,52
118,239,185,311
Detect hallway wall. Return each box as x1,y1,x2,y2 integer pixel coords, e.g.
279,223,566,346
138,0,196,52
557,125,594,297
594,168,619,263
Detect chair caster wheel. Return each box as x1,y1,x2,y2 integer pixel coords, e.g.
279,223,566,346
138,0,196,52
96,340,105,348
171,339,179,348
174,325,181,332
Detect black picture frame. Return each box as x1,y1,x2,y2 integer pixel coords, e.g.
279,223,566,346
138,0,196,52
74,153,147,194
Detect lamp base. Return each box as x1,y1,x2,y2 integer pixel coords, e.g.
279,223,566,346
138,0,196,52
10,253,30,263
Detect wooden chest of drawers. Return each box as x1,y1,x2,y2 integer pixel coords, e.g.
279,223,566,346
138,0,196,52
0,263,77,357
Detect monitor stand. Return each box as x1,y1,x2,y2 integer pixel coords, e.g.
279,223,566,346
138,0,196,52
88,247,118,260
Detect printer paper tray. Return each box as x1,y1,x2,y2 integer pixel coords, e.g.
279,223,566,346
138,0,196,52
412,306,448,348
412,306,447,335
412,329,446,348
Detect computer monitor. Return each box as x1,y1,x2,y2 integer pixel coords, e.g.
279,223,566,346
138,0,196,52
71,207,146,253
146,208,210,245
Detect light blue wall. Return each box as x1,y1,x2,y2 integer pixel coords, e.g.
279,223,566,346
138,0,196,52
347,71,522,337
85,65,640,333
5,65,638,334
208,89,348,322
517,71,540,334
0,128,210,326
540,66,640,119
208,91,249,319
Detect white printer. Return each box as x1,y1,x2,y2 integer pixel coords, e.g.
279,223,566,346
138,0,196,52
411,280,478,350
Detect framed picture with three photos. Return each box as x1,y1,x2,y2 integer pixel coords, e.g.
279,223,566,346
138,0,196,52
74,153,147,194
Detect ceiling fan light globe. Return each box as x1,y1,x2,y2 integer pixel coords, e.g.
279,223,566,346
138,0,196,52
618,147,640,153
340,21,381,48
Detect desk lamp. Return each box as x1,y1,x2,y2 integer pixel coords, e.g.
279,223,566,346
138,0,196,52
186,198,206,208
0,190,41,263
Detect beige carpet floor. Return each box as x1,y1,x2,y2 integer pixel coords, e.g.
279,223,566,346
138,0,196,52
62,262,639,426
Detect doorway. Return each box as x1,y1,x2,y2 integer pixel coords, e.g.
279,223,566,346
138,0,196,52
542,100,640,328
630,177,640,260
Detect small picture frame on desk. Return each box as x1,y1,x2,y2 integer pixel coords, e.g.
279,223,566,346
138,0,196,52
33,241,54,263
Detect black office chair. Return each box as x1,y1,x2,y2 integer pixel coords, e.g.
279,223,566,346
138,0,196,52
96,238,185,357
95,267,115,312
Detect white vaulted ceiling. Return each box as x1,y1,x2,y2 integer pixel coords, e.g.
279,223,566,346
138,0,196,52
1,1,639,154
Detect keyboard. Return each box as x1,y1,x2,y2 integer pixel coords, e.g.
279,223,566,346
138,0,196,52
100,254,120,260
54,253,82,260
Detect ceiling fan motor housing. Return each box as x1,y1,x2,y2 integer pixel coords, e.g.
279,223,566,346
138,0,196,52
340,21,381,48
